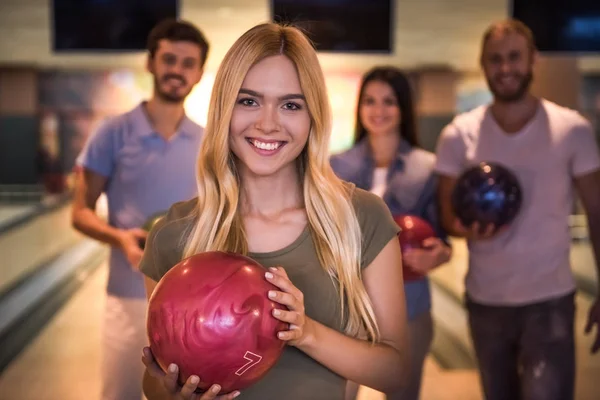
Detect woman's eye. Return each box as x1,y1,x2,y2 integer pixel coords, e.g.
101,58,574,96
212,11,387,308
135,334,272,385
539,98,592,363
238,98,257,106
283,102,302,111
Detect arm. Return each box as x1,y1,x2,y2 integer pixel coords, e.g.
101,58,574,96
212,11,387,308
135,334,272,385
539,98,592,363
433,122,496,239
142,277,169,400
437,174,465,237
568,118,600,353
574,170,600,354
268,237,409,393
433,122,472,238
402,176,452,274
71,168,121,246
71,120,147,263
575,169,600,287
71,167,146,267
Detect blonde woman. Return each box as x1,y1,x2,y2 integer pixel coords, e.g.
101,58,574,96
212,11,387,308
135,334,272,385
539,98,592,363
139,22,409,400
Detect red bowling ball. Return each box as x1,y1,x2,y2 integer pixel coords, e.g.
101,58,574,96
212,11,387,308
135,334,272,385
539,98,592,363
394,215,437,281
146,251,287,394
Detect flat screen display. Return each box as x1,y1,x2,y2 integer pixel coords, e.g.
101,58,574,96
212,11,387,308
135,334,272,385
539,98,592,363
510,0,600,53
270,0,395,53
51,0,179,52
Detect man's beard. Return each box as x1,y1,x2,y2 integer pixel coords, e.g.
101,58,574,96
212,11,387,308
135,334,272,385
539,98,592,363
154,74,190,103
487,70,533,103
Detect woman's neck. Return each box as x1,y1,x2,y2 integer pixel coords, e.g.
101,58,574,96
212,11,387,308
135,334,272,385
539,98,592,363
238,164,304,218
367,132,400,168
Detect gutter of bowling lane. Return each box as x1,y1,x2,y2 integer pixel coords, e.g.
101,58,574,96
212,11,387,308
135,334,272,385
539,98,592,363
0,240,107,374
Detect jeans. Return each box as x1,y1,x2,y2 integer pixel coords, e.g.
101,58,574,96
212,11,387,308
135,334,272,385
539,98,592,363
466,291,576,400
386,311,434,400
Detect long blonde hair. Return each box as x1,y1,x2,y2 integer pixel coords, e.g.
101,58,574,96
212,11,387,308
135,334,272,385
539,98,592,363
183,23,380,342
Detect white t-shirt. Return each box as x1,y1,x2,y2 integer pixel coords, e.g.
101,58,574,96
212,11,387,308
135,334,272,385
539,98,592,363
370,167,389,198
434,99,600,306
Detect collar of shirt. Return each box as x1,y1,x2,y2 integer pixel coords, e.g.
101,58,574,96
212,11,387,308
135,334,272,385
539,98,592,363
130,102,198,140
352,138,413,189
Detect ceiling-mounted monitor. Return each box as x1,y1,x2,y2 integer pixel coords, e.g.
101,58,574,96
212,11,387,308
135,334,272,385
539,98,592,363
510,0,600,54
270,0,395,54
51,0,180,52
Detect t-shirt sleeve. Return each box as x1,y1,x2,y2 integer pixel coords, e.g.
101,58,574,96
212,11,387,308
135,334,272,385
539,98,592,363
139,203,193,282
353,188,401,269
75,119,117,177
568,118,600,177
434,122,467,177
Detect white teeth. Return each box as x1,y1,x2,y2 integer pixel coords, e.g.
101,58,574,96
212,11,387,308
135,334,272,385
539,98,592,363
252,140,280,151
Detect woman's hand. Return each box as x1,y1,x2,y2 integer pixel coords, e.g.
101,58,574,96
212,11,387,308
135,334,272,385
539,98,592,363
402,237,451,275
141,347,241,399
265,266,315,348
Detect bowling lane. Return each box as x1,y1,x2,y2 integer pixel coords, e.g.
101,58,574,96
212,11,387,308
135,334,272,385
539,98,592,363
0,261,109,400
0,204,38,230
429,238,600,400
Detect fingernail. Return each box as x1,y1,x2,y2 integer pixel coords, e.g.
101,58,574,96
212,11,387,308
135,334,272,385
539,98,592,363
190,375,199,384
278,332,285,339
168,363,177,373
212,384,221,394
268,291,276,298
273,309,281,316
269,267,278,271
233,391,241,398
265,272,273,279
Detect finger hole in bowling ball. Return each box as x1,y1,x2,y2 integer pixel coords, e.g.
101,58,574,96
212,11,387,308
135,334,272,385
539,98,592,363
138,238,146,249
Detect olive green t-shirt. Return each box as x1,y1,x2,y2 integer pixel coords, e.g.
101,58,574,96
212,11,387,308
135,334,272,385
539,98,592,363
139,184,400,400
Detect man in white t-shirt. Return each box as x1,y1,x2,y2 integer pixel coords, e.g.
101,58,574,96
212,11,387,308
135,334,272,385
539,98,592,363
435,19,600,400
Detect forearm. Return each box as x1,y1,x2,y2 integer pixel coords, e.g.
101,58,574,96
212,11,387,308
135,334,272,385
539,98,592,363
72,207,123,247
586,215,600,286
298,318,408,393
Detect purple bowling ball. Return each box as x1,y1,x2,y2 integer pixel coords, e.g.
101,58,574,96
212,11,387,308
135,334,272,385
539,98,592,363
451,162,522,229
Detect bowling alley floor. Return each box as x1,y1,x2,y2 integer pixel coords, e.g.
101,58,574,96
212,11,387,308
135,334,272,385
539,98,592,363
0,238,599,400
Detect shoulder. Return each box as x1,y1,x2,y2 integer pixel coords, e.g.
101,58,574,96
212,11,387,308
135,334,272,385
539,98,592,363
94,113,129,137
182,117,205,137
440,105,489,139
349,184,396,228
330,143,367,177
89,107,141,142
331,144,365,162
147,198,198,257
403,147,436,171
347,184,400,269
541,99,593,131
391,147,438,207
152,197,198,238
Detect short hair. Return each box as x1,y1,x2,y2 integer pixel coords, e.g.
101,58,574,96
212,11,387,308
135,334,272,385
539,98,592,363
146,18,210,67
480,18,536,60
